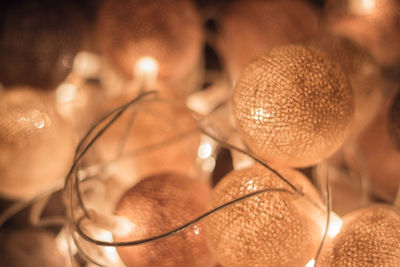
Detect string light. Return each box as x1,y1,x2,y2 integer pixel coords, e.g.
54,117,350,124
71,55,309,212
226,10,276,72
1,1,399,266
232,44,354,167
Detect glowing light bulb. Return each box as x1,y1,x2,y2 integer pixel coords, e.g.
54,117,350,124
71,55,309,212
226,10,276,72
233,44,354,167
73,51,101,79
205,164,323,267
349,0,376,15
198,142,213,159
96,0,203,82
305,259,315,267
56,82,77,103
321,212,343,238
134,56,159,88
318,204,400,265
113,173,214,267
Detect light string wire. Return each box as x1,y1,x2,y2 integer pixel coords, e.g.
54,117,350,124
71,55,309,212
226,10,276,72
65,91,330,254
314,162,331,267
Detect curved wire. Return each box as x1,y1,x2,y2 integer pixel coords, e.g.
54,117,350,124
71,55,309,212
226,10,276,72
75,188,293,247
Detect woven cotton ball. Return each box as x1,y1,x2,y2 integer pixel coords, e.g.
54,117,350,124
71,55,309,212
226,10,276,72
233,44,354,167
114,173,214,267
91,99,200,187
218,0,319,81
0,1,85,90
205,164,323,267
318,204,400,266
96,0,203,82
356,95,400,202
324,0,400,68
0,88,75,200
308,35,382,136
388,91,400,150
0,228,73,267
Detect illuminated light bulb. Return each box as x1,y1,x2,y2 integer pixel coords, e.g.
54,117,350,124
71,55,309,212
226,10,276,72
205,164,323,267
307,36,382,137
218,0,319,82
96,0,203,82
305,259,315,267
113,173,214,267
134,56,159,89
355,94,400,202
318,204,400,266
91,99,200,188
73,51,101,79
232,44,354,167
324,0,400,68
0,228,76,267
0,1,86,90
0,88,76,200
388,91,400,150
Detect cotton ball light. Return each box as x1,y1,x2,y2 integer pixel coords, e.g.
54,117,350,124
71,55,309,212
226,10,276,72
113,173,214,267
307,35,382,136
218,0,319,82
318,204,400,266
388,91,400,150
0,228,74,267
0,1,86,90
356,94,400,201
324,0,400,69
233,44,354,167
91,98,200,187
205,164,323,267
96,0,203,83
0,88,75,200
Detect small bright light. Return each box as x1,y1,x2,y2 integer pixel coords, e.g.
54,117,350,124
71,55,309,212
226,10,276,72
198,142,213,159
201,157,216,172
56,83,77,103
96,230,120,264
56,228,77,256
305,258,315,267
321,212,343,238
114,216,135,237
73,51,101,78
134,56,159,79
193,225,200,235
349,0,375,15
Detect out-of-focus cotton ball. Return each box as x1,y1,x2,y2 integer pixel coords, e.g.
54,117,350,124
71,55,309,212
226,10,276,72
324,0,400,68
318,204,400,266
205,164,323,267
356,94,400,202
0,1,86,90
91,98,200,188
218,0,319,82
388,91,400,150
0,228,73,267
233,44,354,167
114,173,214,267
0,88,76,200
96,0,203,83
308,35,382,136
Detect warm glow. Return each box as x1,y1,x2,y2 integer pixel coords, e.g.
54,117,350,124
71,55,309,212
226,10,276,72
305,258,315,267
349,0,375,15
73,51,101,78
321,212,343,238
198,142,213,159
134,56,159,80
96,230,121,264
56,82,77,103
